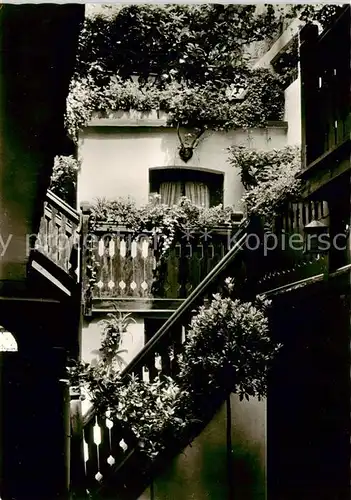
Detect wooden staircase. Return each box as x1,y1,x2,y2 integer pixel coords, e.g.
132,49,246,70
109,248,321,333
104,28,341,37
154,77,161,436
69,197,332,499
70,219,251,499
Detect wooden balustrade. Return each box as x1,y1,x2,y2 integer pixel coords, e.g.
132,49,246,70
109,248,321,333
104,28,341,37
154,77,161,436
71,221,250,496
257,199,329,290
36,190,81,280
72,201,334,494
83,225,231,303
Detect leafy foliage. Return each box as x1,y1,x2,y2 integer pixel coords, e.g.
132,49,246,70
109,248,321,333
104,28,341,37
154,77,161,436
69,284,280,459
50,155,80,205
228,145,301,219
66,69,285,143
291,3,346,29
75,5,281,86
90,195,239,257
98,310,135,368
65,4,347,141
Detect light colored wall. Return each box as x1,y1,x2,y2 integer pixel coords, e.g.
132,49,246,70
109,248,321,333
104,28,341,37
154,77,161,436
78,121,288,209
81,316,145,367
284,78,301,146
139,394,266,500
80,316,145,415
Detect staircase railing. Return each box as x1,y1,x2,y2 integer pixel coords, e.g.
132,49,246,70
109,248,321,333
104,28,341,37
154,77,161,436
255,199,329,292
71,198,331,497
36,189,81,281
71,218,251,496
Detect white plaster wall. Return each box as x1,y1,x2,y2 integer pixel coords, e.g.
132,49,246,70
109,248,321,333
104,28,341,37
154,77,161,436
78,123,288,209
284,77,302,146
80,317,145,415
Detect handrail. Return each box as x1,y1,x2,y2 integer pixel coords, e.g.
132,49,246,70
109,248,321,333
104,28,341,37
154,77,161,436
46,189,80,225
83,217,249,425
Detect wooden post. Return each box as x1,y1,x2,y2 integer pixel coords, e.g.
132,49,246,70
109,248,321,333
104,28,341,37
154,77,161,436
70,389,88,499
80,202,93,317
299,23,319,170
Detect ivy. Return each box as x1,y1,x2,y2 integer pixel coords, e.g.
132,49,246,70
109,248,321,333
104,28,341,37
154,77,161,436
50,155,80,205
66,68,285,143
90,195,239,257
75,5,282,86
228,145,301,220
69,283,281,459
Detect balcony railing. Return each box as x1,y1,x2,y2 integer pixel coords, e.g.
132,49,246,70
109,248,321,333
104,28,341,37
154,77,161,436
36,189,81,281
82,222,239,313
253,199,329,293
70,220,250,498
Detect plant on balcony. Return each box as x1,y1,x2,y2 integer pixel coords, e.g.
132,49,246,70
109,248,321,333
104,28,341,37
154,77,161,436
66,69,285,144
90,195,238,257
65,4,288,144
50,155,80,205
228,145,301,221
69,283,280,459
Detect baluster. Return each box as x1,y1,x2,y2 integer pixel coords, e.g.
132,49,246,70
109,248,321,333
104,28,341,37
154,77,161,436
44,212,50,255
83,420,98,488
289,203,295,233
164,243,181,298
140,238,150,298
185,239,198,297
50,206,58,262
145,351,158,382
95,235,106,296
117,236,126,297
107,236,116,295
159,333,172,377
110,420,133,468
297,202,304,234
171,326,182,377
105,411,116,469
92,417,103,482
37,213,47,253
97,415,111,480
130,238,139,297
124,234,134,297
103,235,112,297
58,214,68,269
313,201,319,221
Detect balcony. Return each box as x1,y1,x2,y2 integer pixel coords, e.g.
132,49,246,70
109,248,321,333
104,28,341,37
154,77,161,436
81,222,242,315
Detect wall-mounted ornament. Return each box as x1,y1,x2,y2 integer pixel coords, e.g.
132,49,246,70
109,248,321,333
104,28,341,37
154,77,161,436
177,125,205,163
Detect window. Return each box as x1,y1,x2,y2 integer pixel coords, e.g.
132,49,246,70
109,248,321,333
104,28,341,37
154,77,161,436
149,168,224,207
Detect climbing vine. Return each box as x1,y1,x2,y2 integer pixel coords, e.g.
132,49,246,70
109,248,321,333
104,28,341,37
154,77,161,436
228,145,301,220
90,195,238,257
66,69,285,143
65,4,347,142
65,4,290,142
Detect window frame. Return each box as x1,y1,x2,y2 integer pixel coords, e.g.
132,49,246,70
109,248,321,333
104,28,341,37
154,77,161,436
149,166,224,207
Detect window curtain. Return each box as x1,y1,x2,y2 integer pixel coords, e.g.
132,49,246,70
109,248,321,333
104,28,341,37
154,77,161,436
185,182,210,208
159,181,182,206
